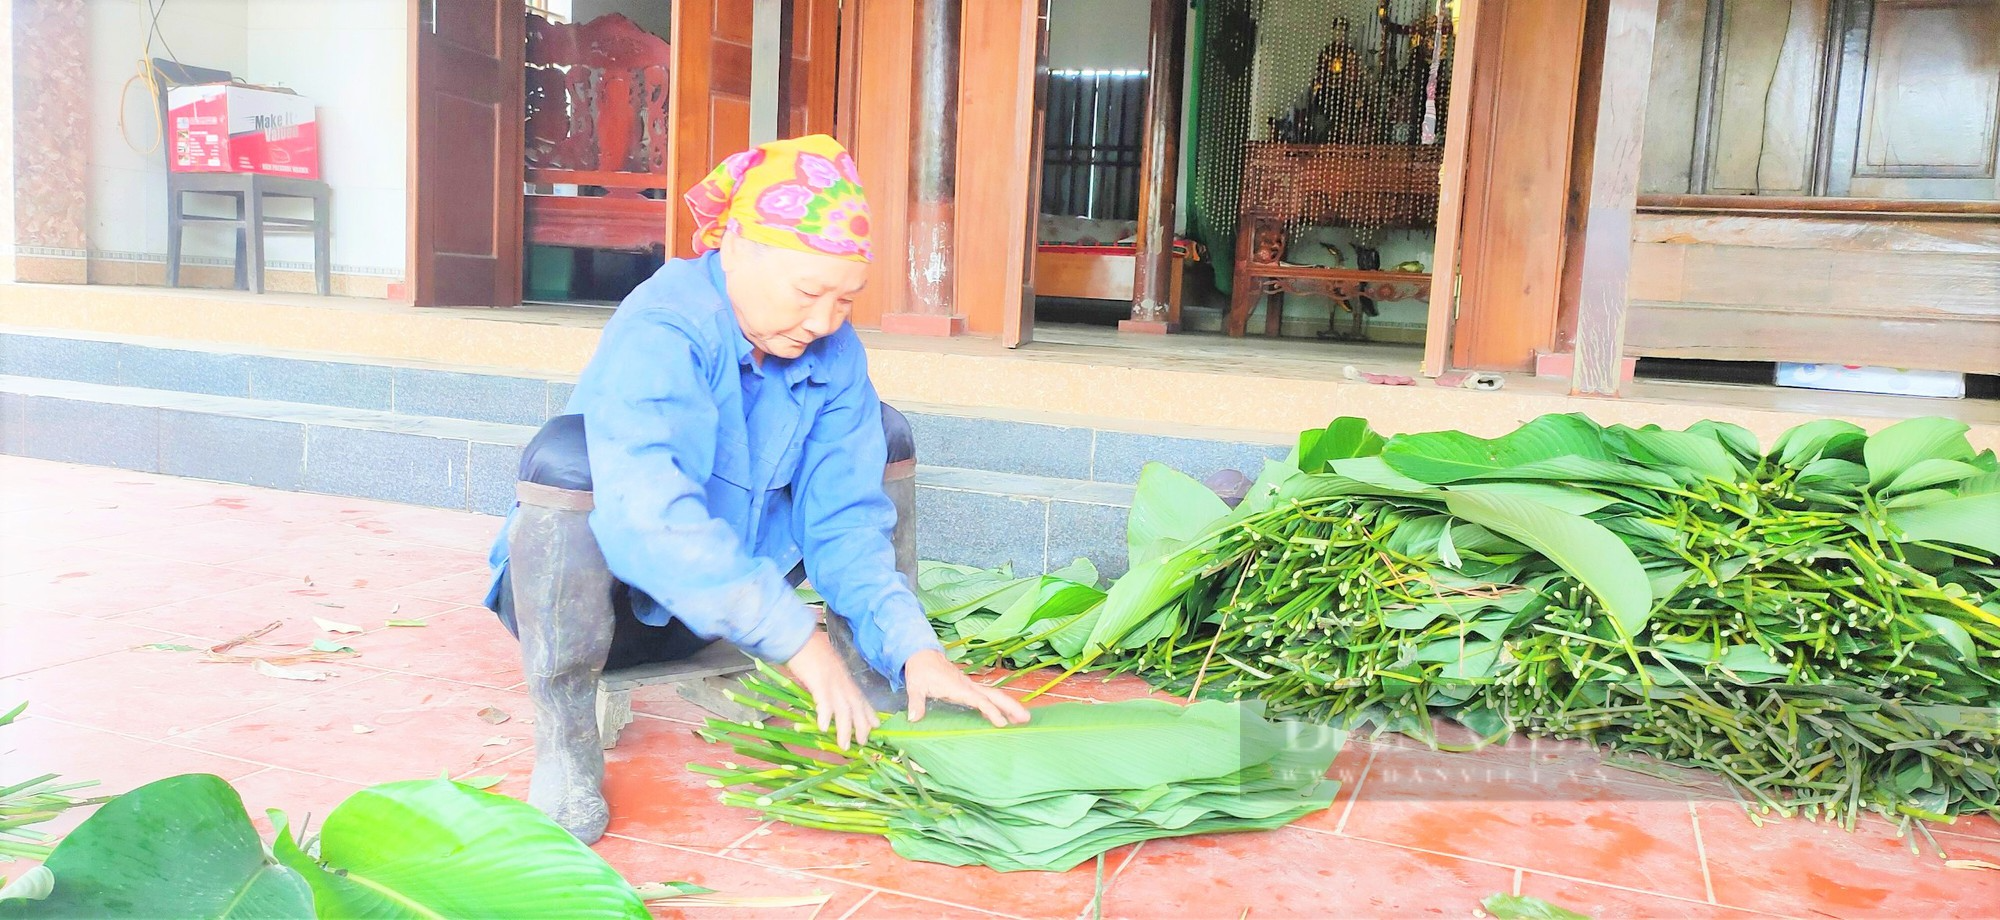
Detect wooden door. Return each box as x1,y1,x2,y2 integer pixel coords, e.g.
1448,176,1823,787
408,0,525,306
1448,0,1590,372
667,0,757,259
1826,0,1999,201
1421,0,1483,376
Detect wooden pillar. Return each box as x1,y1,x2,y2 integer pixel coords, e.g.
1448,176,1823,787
1568,0,1660,396
1120,0,1189,334
883,0,967,336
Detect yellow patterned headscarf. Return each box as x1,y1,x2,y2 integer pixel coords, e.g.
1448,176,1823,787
683,135,872,262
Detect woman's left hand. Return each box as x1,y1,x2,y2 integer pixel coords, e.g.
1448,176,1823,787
901,650,1033,727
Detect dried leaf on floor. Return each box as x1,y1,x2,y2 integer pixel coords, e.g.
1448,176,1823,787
210,621,282,654
314,602,345,609
313,616,363,635
136,643,198,653
352,724,375,734
1948,859,2000,872
458,775,505,790
310,639,357,653
481,736,512,747
477,706,511,725
384,619,427,628
254,660,332,682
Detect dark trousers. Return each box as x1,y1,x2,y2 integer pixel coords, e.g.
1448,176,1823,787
492,405,915,670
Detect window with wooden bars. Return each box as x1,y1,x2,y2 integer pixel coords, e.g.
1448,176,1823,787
1040,69,1151,220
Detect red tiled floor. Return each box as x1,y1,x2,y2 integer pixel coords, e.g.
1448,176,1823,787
8,457,1999,920
0,604,197,678
397,567,503,606
1338,746,1710,901
1515,874,1769,919
126,578,463,648
840,892,1021,919
592,833,876,920
1,643,358,739
345,605,524,690
597,716,780,851
0,550,283,618
169,671,530,786
231,536,486,593
1695,801,2000,918
329,507,503,552
1102,829,1515,919
725,822,1127,919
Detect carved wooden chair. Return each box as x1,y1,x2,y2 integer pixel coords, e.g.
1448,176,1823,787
524,12,673,259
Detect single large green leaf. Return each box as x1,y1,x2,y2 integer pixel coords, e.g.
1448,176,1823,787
1442,491,1652,638
287,779,647,919
1380,414,1612,484
1881,458,1987,497
1864,417,1974,488
1298,417,1386,472
971,576,1107,645
1083,548,1207,656
1772,419,1867,468
1687,420,1762,465
1445,481,1618,516
1611,426,1744,483
1885,493,2000,557
917,563,1035,622
1798,458,1868,492
1127,463,1231,570
876,699,1288,801
0,773,313,919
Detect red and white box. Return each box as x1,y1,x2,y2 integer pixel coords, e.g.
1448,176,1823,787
167,83,320,180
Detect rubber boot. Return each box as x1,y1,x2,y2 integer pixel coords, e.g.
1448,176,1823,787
508,481,614,844
823,448,922,713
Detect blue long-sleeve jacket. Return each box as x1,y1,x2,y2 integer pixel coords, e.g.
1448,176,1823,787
486,252,943,685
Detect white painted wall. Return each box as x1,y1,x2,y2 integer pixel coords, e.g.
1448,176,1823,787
83,0,406,284
245,0,406,277
1048,0,1150,70
572,0,670,38
88,0,251,263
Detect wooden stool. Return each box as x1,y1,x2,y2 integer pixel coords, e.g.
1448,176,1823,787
595,640,760,748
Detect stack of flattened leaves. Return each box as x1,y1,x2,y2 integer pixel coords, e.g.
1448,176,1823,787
689,664,1344,872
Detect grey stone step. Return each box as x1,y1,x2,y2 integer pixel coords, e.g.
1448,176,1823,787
0,328,1289,487
1,376,1139,576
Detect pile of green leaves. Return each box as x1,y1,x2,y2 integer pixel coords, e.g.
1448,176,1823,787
690,662,1345,872
928,414,2000,830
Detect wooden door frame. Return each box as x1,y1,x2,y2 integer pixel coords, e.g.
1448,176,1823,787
1422,0,1484,376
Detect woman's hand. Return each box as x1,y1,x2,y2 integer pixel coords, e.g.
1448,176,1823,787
784,631,881,749
902,650,1033,727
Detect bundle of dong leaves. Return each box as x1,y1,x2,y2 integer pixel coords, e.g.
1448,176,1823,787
690,663,1344,872
923,414,2000,831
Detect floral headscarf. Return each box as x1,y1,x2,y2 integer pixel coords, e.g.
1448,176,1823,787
683,134,872,262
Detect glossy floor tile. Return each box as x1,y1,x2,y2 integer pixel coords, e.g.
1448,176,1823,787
4,458,1993,919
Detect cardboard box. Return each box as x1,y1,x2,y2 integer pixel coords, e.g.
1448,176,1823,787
1775,363,1965,399
168,83,320,180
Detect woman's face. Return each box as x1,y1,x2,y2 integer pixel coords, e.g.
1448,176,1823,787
719,233,869,360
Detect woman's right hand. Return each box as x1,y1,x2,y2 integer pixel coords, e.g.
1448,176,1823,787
782,630,881,749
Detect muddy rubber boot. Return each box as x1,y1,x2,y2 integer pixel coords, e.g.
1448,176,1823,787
824,437,922,714
509,481,614,844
